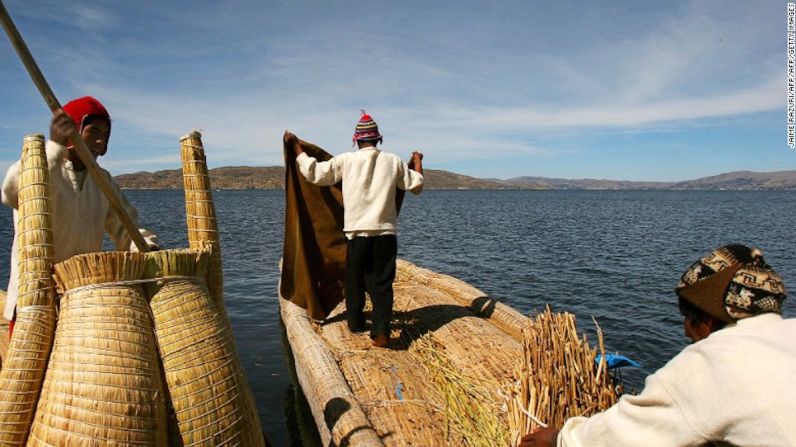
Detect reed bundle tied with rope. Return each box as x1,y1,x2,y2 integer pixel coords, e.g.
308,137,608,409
28,252,168,446
180,131,223,309
178,131,264,444
0,129,263,444
145,248,264,447
0,135,57,446
505,306,619,445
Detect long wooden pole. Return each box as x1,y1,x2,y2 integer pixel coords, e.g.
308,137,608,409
0,0,148,252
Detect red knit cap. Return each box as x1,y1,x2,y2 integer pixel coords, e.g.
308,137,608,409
63,96,111,134
352,110,382,145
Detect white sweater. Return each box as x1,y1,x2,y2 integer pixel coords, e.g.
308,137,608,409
1,140,157,320
296,147,423,236
558,313,796,446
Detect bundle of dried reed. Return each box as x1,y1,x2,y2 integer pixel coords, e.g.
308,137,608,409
505,306,618,445
0,135,57,446
410,335,509,447
180,131,223,308
0,290,7,360
28,252,168,446
145,248,264,446
280,297,383,447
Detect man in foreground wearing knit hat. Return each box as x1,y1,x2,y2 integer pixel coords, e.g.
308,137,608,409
1,96,158,335
283,111,424,347
520,244,796,446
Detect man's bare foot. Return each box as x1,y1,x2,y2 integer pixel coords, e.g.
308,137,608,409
371,334,389,348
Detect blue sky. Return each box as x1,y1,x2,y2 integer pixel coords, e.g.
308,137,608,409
0,0,791,181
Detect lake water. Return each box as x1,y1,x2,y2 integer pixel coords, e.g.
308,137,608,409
1,189,794,446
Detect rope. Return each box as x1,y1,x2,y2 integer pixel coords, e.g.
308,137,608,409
62,275,199,297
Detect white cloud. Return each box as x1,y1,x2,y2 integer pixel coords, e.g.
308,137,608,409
79,62,780,173
0,0,785,179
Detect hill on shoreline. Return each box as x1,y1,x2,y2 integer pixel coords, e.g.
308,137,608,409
114,167,796,191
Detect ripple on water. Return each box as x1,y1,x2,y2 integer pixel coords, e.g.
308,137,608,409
0,189,794,445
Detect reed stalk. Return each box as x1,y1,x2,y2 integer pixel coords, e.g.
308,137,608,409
410,335,510,447
505,306,618,445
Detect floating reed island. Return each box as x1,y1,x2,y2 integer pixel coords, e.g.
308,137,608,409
0,132,265,446
280,261,620,446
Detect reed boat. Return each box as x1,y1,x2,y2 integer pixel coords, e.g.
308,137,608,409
279,139,618,446
280,259,533,446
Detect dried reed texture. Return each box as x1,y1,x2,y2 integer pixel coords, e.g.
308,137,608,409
0,290,7,362
180,131,223,309
505,307,619,445
280,298,384,447
395,260,529,340
145,249,264,447
28,252,168,446
0,135,57,446
409,336,509,447
282,259,525,446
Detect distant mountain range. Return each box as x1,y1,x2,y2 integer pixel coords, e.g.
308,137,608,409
114,167,796,190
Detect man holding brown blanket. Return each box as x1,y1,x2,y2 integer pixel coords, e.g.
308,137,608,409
283,111,423,347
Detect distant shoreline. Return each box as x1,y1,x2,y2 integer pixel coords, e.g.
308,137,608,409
114,167,796,191
119,187,796,192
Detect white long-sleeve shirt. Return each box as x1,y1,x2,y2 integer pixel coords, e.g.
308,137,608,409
1,140,157,320
558,313,796,447
296,146,423,236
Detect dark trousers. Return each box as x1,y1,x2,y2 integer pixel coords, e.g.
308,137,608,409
345,235,397,338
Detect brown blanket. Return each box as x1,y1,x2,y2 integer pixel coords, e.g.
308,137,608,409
280,140,404,320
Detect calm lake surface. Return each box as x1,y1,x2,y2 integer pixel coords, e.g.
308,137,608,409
1,189,794,445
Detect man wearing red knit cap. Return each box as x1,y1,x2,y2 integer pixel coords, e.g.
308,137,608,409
284,111,424,347
1,97,158,335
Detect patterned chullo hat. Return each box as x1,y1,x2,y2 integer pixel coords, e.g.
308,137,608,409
676,244,787,323
352,110,383,145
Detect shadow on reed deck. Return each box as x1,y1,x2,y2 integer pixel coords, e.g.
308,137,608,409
281,259,619,446
280,259,531,447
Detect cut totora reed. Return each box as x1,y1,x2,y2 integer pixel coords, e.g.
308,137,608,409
505,306,619,445
410,335,510,447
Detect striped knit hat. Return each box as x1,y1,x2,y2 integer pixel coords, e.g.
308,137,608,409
676,244,787,322
353,110,383,145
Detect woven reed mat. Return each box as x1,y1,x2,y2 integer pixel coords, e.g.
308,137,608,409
0,290,7,365
293,259,528,446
